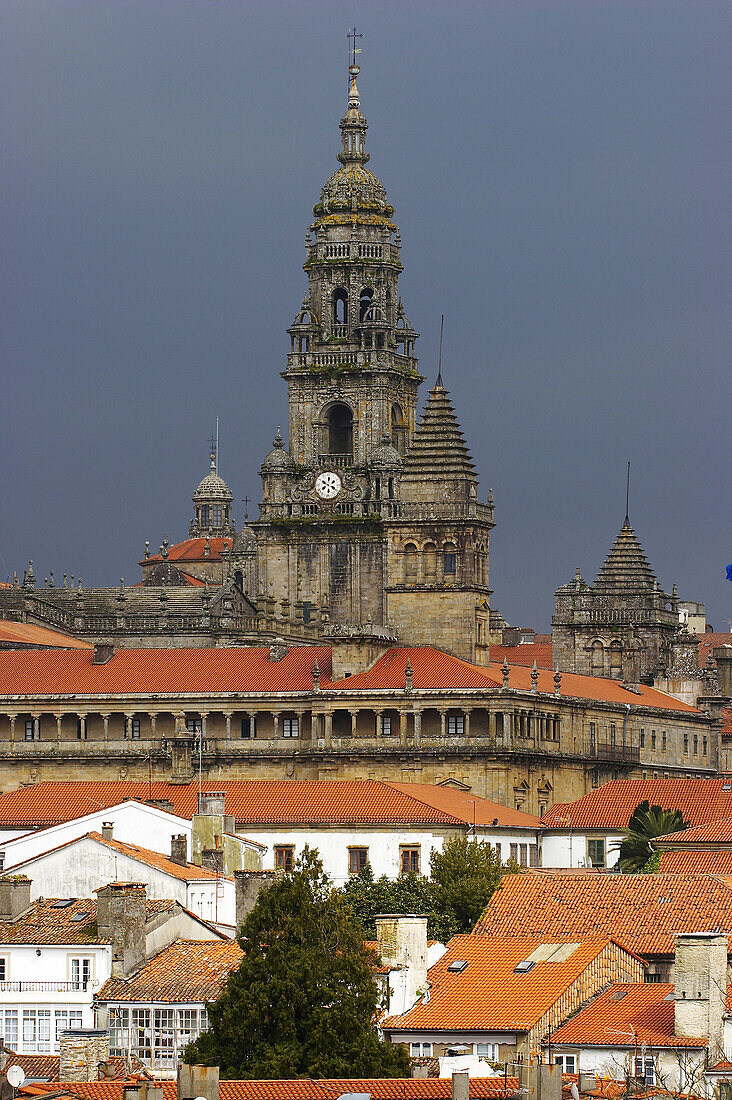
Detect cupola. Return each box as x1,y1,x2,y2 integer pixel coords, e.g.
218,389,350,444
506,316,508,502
191,454,234,536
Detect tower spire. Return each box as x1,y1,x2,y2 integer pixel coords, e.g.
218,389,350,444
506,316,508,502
624,460,631,526
436,314,444,387
338,30,369,166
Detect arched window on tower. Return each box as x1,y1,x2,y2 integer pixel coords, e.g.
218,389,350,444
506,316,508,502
591,640,604,675
199,505,210,528
332,289,348,331
359,287,374,322
328,404,353,456
443,543,457,577
404,544,418,585
391,404,407,455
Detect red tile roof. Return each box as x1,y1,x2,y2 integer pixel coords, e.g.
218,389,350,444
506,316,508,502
475,873,732,956
656,817,732,845
659,850,732,874
21,1081,518,1100
697,633,732,667
0,645,332,695
339,649,701,712
551,983,706,1048
488,643,553,669
0,622,91,649
542,780,732,831
0,897,174,945
0,780,539,829
143,538,232,565
383,935,639,1033
97,939,243,1002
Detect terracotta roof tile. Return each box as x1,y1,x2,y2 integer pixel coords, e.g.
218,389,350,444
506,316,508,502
0,622,91,649
659,851,732,874
143,538,232,565
542,780,732,830
475,873,732,956
488,643,553,669
0,780,538,829
97,939,242,1002
22,1081,517,1100
0,897,174,945
696,634,732,667
656,817,732,845
84,833,225,881
383,935,630,1033
3,1053,60,1080
551,983,706,1048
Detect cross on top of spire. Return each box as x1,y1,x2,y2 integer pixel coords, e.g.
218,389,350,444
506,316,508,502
346,27,363,70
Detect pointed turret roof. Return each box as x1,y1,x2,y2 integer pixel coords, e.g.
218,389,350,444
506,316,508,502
594,520,658,592
400,385,476,483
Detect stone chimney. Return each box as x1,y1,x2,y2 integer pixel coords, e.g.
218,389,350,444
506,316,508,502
198,791,226,816
673,931,727,1057
452,1072,469,1100
59,1029,110,1082
714,646,732,699
170,731,194,784
123,1085,164,1100
234,870,277,927
101,822,114,842
178,1064,219,1100
375,914,428,1015
96,883,147,979
170,834,188,867
92,642,115,665
0,877,32,922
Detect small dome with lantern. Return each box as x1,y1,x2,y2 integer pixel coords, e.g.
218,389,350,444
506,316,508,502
261,427,294,473
191,454,234,535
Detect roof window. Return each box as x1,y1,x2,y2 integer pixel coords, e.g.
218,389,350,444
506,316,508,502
514,960,536,974
70,910,90,922
50,899,77,909
724,784,732,791
664,992,675,1001
447,960,469,973
611,990,628,1001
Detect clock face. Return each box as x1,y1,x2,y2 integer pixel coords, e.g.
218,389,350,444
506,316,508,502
315,471,342,499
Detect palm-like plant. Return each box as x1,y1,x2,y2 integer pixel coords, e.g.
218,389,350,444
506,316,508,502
617,800,688,873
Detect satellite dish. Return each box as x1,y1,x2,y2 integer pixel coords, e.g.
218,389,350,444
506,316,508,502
7,1066,26,1088
570,1084,580,1100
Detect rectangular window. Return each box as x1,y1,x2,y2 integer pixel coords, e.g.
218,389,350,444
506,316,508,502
400,846,420,874
684,733,689,753
130,718,140,740
510,842,519,862
477,1043,498,1060
24,719,39,742
587,839,606,869
212,505,223,527
0,1010,18,1049
645,972,663,983
381,714,392,736
22,1009,51,1052
70,957,92,990
282,717,299,738
109,1007,130,1057
410,1042,433,1057
640,730,645,748
447,714,465,736
609,724,616,747
443,552,457,575
274,846,294,872
132,1008,152,1061
519,843,528,867
186,717,202,734
591,768,599,789
153,1008,176,1068
494,841,501,860
555,1055,576,1074
348,848,368,875
651,730,656,750
704,736,708,755
529,844,539,868
241,716,256,739
662,730,667,751
54,1009,83,1045
0,958,6,981
635,1058,655,1087
693,734,698,754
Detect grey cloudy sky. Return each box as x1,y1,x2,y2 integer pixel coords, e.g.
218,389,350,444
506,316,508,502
3,0,731,631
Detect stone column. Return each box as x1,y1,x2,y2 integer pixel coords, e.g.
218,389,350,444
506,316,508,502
56,714,63,741
413,710,422,747
296,711,305,741
224,712,232,741
439,711,447,738
32,712,41,741
350,710,358,737
149,713,157,742
273,713,280,739
399,711,408,747
124,712,133,741
102,714,110,742
200,712,208,746
489,710,497,740
249,713,257,739
464,710,471,738
504,710,513,740
8,715,16,744
323,712,332,748
374,711,382,738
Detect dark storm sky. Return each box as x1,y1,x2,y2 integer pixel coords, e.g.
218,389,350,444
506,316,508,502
3,0,731,631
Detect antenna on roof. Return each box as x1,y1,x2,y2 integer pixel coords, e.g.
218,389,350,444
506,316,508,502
436,314,444,387
625,461,631,526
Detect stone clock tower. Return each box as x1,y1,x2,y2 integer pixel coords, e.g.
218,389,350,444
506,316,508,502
248,60,496,662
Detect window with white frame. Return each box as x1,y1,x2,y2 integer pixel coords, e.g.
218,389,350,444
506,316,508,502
410,1042,432,1057
153,1008,176,1067
23,1008,52,1052
70,957,92,989
381,714,392,736
55,1009,83,1045
24,719,39,741
0,957,7,981
476,1043,499,1060
634,1057,655,1087
0,1010,18,1049
555,1055,576,1074
447,713,465,736
109,1005,209,1066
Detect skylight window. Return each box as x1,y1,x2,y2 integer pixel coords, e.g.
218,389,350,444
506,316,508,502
447,960,469,973
70,911,90,922
611,990,628,1001
50,899,77,909
514,960,536,974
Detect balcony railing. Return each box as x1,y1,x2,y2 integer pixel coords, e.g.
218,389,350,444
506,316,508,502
317,454,353,468
0,980,90,992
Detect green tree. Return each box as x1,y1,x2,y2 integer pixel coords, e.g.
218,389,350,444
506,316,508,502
184,847,410,1080
340,837,519,942
617,801,688,873
430,835,518,939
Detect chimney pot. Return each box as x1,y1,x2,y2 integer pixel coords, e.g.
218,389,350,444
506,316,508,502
93,642,115,665
101,822,113,842
170,835,188,867
0,877,32,922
